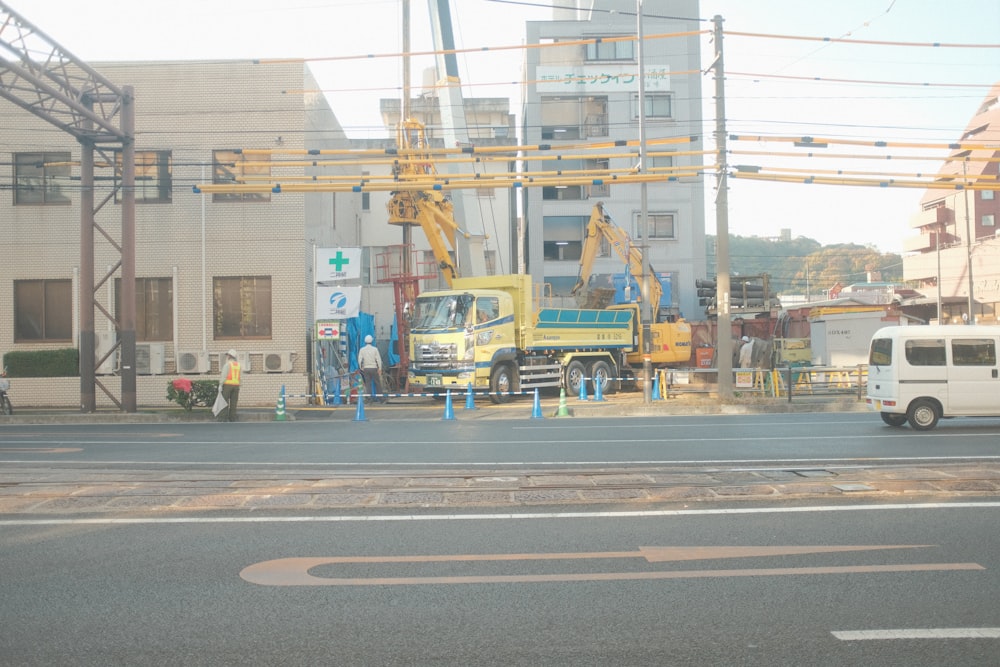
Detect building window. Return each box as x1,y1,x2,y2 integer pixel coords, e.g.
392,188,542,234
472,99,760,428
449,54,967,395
587,158,611,197
476,188,496,198
540,96,608,140
543,185,584,200
213,276,272,339
635,213,676,239
585,38,633,61
982,190,994,201
543,215,587,261
632,93,672,119
115,277,173,341
361,171,371,211
212,150,271,202
115,150,172,203
983,214,995,227
14,152,71,205
14,279,72,342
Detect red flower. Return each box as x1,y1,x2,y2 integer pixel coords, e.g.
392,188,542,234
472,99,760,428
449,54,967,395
172,378,193,393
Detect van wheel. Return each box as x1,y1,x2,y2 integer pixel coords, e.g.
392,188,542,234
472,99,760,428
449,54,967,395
565,360,587,397
880,412,907,427
588,360,618,395
489,364,516,404
907,399,940,431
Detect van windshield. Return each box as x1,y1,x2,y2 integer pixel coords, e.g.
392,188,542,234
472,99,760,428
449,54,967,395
869,338,892,366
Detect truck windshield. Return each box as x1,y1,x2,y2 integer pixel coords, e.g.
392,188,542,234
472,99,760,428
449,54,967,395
412,294,474,329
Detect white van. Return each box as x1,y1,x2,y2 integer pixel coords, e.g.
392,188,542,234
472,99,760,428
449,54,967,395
866,325,1000,430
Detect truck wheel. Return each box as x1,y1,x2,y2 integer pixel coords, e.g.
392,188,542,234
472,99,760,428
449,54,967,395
565,360,587,397
489,364,515,404
880,412,907,427
589,360,618,395
906,398,940,431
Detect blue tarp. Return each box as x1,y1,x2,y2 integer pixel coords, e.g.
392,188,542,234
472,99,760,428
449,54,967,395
346,312,376,373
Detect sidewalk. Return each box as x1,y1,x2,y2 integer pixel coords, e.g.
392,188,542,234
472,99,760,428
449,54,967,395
0,392,870,424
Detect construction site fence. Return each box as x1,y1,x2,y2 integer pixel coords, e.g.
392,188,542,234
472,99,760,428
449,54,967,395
656,365,868,401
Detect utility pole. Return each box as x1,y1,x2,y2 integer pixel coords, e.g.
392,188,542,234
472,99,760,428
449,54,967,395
637,0,653,403
962,160,975,323
712,15,733,399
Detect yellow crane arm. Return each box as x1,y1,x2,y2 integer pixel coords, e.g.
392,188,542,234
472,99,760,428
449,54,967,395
571,202,662,312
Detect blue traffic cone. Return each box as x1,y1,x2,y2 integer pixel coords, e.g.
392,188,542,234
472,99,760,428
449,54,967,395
652,371,661,401
578,377,589,401
443,390,456,420
531,387,544,419
464,382,476,410
353,390,368,422
593,377,605,402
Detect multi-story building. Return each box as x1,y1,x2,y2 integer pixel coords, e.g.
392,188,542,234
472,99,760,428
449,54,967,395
903,83,1000,324
521,0,707,319
1,60,363,408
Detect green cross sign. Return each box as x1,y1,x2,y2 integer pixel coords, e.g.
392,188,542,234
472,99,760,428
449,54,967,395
328,251,351,271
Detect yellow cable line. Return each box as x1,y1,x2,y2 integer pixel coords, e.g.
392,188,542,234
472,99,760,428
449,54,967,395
729,135,999,151
730,149,1000,163
731,171,996,190
723,30,1000,49
738,164,999,181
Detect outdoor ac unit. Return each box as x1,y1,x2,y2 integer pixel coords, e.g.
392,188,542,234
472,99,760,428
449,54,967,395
217,351,251,373
263,351,294,373
177,350,211,374
95,330,118,375
136,343,166,375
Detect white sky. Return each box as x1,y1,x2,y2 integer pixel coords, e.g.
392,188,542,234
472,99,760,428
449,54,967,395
11,0,1000,253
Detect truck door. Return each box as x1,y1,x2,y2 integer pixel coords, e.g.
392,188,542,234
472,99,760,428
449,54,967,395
947,336,1000,415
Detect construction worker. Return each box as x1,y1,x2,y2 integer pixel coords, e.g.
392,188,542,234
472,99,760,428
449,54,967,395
358,335,384,403
219,349,241,421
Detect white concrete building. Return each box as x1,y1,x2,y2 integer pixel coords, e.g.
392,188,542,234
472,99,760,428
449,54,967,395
521,0,707,318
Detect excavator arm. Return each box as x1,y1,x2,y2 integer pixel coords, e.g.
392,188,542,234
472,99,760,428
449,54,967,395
571,202,662,316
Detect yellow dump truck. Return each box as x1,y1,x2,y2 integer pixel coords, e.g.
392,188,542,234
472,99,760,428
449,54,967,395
407,274,691,402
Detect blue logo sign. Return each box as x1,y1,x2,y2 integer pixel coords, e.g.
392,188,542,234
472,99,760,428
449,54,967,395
329,292,348,308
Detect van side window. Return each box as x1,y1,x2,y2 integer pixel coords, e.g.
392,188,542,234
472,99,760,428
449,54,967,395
952,338,997,366
870,338,892,366
904,339,945,366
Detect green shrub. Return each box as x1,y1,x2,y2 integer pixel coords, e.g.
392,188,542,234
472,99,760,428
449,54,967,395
3,349,79,377
167,378,220,411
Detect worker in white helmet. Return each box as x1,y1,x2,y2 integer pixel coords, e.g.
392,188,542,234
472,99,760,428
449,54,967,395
357,334,385,403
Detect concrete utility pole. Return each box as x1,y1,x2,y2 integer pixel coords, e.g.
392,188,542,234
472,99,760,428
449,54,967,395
637,0,653,403
962,161,975,323
712,15,734,399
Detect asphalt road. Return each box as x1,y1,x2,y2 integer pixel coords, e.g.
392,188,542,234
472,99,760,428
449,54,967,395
3,503,999,665
2,412,1000,514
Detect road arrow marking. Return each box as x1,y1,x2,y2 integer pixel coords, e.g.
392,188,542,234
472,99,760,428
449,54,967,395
240,545,975,587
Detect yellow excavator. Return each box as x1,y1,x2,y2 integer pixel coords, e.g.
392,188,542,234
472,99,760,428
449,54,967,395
572,202,691,366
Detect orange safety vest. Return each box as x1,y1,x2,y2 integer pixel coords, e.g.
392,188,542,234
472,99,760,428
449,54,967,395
224,361,241,385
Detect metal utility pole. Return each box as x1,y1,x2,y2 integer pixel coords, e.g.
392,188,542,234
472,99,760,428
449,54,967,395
712,15,734,399
637,0,653,403
0,2,137,412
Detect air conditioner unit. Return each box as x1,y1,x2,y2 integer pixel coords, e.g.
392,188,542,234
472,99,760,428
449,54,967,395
177,350,211,374
136,343,166,375
95,330,118,375
263,351,294,373
217,351,251,373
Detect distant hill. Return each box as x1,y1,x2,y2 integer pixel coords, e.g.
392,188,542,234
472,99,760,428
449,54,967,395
705,234,903,297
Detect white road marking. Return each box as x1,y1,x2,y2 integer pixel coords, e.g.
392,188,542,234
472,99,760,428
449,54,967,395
2,501,999,526
832,628,1000,640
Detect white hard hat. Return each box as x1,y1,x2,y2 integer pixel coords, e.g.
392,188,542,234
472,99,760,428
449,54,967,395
227,348,238,358
364,335,373,344
741,336,750,342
